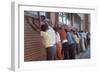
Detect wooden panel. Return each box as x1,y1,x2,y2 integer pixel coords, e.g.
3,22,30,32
24,15,46,61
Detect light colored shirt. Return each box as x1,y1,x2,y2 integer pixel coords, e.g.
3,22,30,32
56,32,61,43
40,31,51,48
73,34,80,44
82,32,87,39
47,26,56,46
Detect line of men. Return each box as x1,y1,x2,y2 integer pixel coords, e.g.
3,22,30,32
40,16,90,60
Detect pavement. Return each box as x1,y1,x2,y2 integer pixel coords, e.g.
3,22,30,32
76,48,90,59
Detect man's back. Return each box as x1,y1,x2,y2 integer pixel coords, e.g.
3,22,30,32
58,27,67,41
67,32,75,45
47,26,56,46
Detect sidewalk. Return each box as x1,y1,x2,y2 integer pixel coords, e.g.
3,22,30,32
76,48,90,59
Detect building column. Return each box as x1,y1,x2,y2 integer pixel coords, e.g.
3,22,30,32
50,12,56,27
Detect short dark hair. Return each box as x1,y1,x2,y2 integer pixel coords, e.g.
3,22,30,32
41,15,46,21
41,24,48,32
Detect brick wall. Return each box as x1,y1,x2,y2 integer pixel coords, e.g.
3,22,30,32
24,16,46,61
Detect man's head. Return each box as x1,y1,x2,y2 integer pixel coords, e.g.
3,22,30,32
40,15,46,21
54,26,59,32
41,24,48,32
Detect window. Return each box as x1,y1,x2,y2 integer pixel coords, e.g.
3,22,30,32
58,13,63,24
63,13,67,24
58,13,69,25
40,12,46,16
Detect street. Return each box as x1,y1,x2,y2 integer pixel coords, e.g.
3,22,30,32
76,48,90,59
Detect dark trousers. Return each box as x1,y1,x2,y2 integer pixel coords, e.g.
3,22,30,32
62,42,69,59
84,38,88,49
87,38,90,47
76,43,80,55
69,44,76,59
80,39,83,52
46,46,56,60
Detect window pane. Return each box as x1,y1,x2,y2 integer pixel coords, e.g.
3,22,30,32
63,16,66,24
58,13,63,24
59,16,62,23
40,12,46,16
66,13,71,25
46,12,50,18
